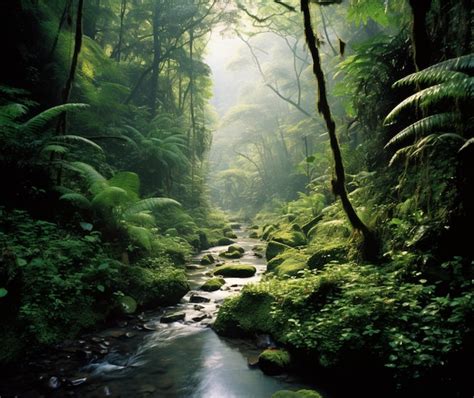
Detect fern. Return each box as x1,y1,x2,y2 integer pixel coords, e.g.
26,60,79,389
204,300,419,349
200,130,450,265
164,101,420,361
68,161,107,194
127,225,153,251
108,171,140,200
393,69,468,88
21,103,89,135
385,113,461,149
50,134,103,153
124,197,180,217
40,144,69,156
92,186,131,209
124,211,156,227
59,193,92,209
424,54,474,72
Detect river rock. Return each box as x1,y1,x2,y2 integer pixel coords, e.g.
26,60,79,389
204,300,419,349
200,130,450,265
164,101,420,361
186,264,202,270
192,314,208,322
68,377,87,387
47,376,61,390
247,355,259,367
194,304,205,310
160,312,186,323
189,294,210,303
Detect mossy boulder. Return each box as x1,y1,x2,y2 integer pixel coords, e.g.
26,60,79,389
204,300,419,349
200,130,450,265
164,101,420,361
219,249,243,259
306,242,348,270
200,254,216,265
118,295,137,314
213,264,256,278
249,231,259,238
198,230,210,250
217,237,235,246
272,230,307,247
200,278,225,292
229,244,245,253
224,230,238,239
119,265,189,308
266,240,292,261
272,390,322,398
262,224,278,240
214,290,275,337
230,222,241,229
258,348,291,375
267,250,308,277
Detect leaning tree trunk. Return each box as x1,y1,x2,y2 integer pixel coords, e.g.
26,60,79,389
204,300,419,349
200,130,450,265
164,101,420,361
300,0,377,259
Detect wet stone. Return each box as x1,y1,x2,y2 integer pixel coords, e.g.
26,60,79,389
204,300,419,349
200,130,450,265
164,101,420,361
68,377,87,387
189,294,210,303
247,355,259,368
192,314,208,322
160,312,186,323
194,304,205,310
47,376,61,390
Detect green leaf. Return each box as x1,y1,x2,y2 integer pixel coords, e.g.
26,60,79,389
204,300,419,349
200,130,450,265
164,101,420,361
16,258,27,267
97,284,105,292
80,222,93,231
0,288,8,298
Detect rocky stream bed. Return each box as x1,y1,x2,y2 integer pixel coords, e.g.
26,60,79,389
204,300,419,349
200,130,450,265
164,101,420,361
0,225,318,397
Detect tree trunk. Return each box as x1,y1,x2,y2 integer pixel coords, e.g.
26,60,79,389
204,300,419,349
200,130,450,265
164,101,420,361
408,0,432,70
300,0,377,259
149,0,161,116
57,0,84,133
115,0,127,62
189,28,197,198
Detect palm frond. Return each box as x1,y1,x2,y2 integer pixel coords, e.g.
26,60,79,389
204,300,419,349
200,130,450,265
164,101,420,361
385,113,460,148
21,103,89,135
124,197,181,217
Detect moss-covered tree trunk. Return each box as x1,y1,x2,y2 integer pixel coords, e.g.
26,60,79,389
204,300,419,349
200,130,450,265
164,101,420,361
300,0,377,259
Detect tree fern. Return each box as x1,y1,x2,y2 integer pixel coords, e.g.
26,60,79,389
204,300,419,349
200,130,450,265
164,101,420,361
49,134,103,153
91,186,131,209
124,197,180,217
21,103,89,135
108,171,140,200
68,161,107,194
40,144,69,156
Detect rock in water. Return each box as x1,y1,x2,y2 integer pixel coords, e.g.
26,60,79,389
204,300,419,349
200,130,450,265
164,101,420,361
189,294,211,303
160,312,186,323
47,376,61,390
247,355,259,367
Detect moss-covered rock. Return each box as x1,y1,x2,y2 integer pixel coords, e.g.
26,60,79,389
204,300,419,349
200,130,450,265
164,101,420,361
230,222,241,229
306,242,348,270
272,230,307,247
118,295,137,314
217,237,235,246
213,290,275,337
262,224,278,240
219,249,243,259
200,254,216,265
229,244,245,253
224,230,238,239
213,264,256,278
267,250,308,277
258,348,291,375
272,390,322,398
266,240,292,261
200,277,225,292
249,231,259,239
119,265,189,308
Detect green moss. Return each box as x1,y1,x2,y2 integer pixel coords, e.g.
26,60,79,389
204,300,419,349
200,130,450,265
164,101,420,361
200,254,216,265
213,264,256,278
259,348,291,375
267,249,308,277
213,290,275,336
266,240,292,261
229,244,245,253
217,237,235,245
272,230,307,247
306,242,348,270
219,250,243,259
200,278,225,292
249,231,259,238
119,264,189,307
118,295,137,314
272,390,322,398
224,230,238,239
262,224,277,240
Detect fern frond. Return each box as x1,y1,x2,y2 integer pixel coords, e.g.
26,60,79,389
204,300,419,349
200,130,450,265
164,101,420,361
92,186,131,209
124,197,181,216
124,211,156,227
40,144,69,156
385,113,460,148
385,78,474,123
424,54,474,72
21,103,89,135
388,146,412,167
459,137,474,154
108,172,140,200
127,225,153,251
0,104,28,127
50,134,103,152
60,193,92,209
393,70,467,88
68,161,107,194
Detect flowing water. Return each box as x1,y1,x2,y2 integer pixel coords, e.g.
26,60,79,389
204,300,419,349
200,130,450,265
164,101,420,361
66,226,317,397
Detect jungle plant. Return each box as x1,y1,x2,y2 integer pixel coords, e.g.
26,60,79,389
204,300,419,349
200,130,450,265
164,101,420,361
384,54,474,165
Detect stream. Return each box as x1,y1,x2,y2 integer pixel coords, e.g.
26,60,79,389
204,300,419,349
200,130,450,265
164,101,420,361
70,225,317,397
